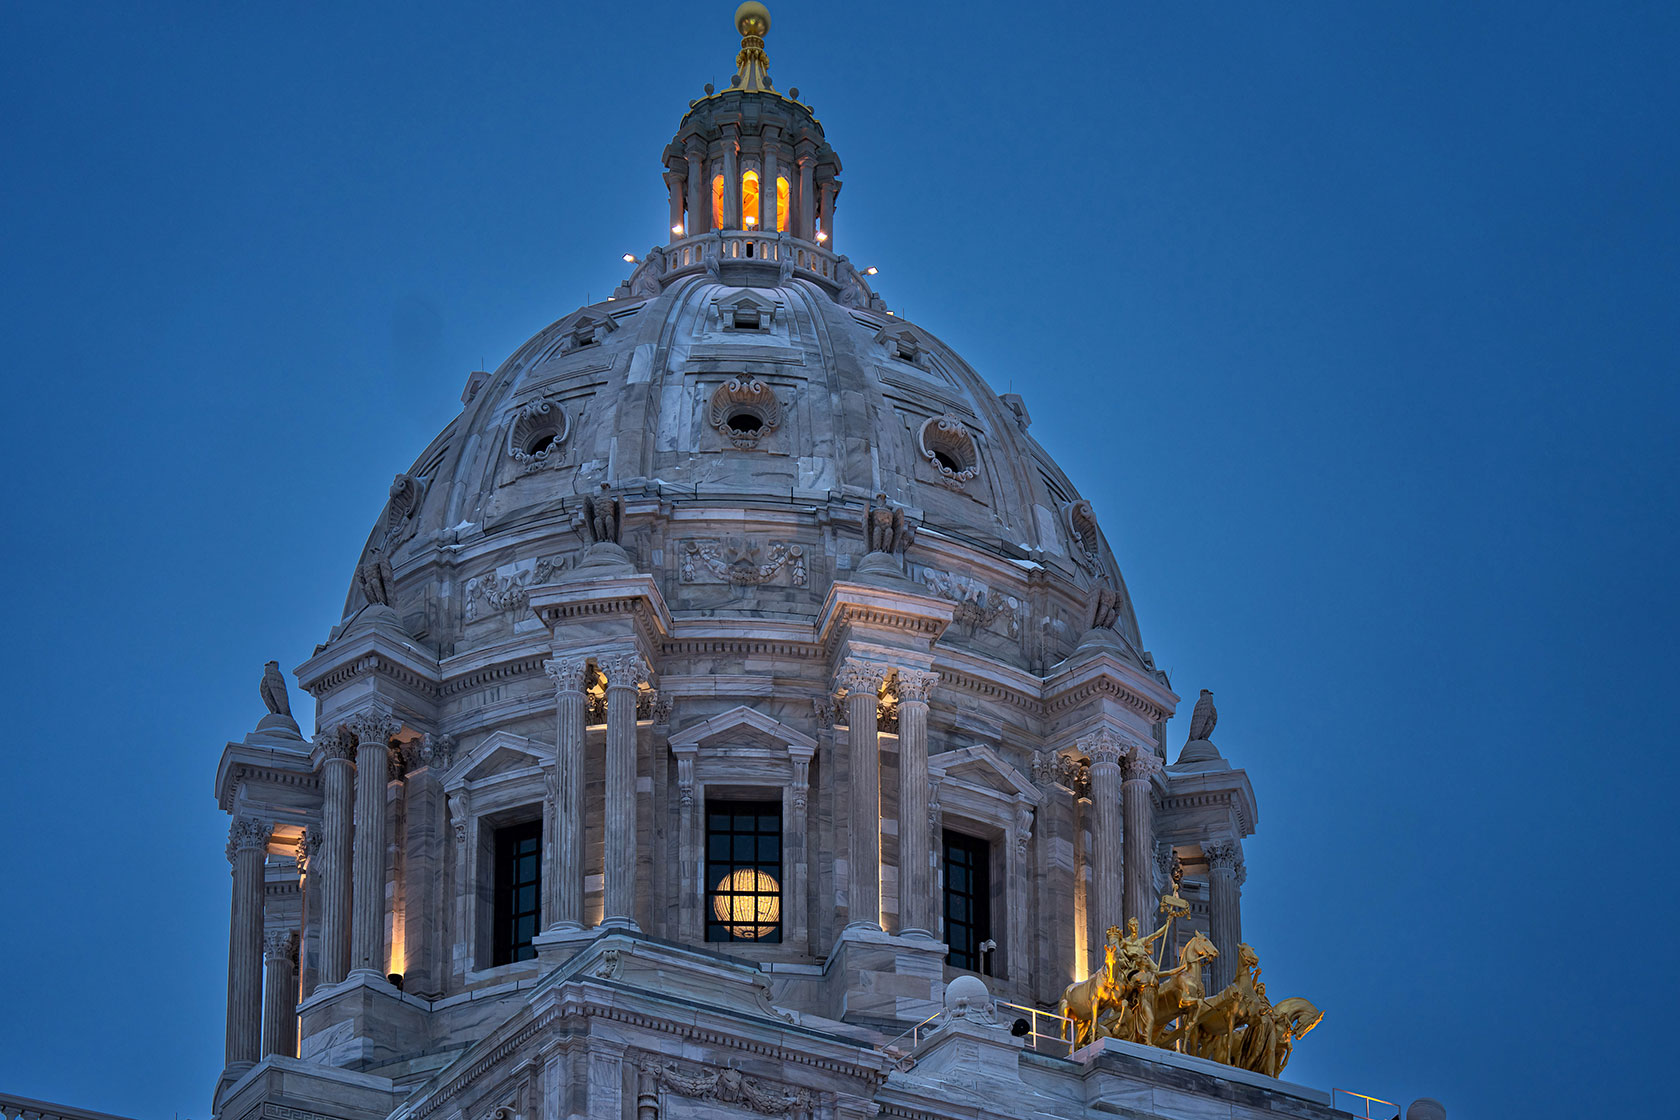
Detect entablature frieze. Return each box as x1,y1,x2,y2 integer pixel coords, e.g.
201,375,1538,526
215,744,320,813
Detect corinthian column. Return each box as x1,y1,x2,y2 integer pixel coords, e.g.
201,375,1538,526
895,669,939,939
314,728,354,989
543,657,588,930
838,659,888,931
261,929,298,1059
600,651,649,929
1122,745,1164,929
1077,729,1125,945
1204,837,1246,991
224,815,271,1073
348,707,401,980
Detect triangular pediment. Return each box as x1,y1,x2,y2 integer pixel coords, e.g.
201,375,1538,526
668,705,817,753
929,744,1039,803
446,730,549,790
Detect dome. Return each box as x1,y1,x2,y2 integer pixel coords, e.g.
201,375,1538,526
342,264,1149,669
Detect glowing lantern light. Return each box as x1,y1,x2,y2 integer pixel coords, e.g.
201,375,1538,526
711,868,780,939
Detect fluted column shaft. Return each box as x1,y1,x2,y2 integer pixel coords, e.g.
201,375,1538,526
1122,748,1163,929
796,153,815,240
761,132,779,234
663,168,686,237
1080,732,1125,942
819,179,840,247
840,659,887,931
261,930,298,1059
895,669,939,939
544,657,588,930
316,739,354,988
224,816,271,1070
1205,839,1245,991
602,652,648,928
349,712,399,978
685,145,706,233
720,129,740,230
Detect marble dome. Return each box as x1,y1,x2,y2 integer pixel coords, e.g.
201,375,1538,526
344,261,1149,669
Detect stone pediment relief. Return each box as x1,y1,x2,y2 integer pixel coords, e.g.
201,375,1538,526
875,321,936,369
464,555,575,622
930,744,1040,805
680,536,806,586
917,567,1019,639
712,287,781,331
445,730,549,790
668,705,817,754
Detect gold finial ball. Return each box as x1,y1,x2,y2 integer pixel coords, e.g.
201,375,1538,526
736,1,770,37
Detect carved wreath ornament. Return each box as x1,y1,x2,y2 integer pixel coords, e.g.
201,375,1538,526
918,413,979,487
709,377,781,448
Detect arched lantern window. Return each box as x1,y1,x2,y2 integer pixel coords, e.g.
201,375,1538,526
741,170,761,228
712,174,726,231
776,176,789,232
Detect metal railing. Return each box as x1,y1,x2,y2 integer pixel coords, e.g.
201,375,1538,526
1332,1088,1400,1119
0,1094,143,1120
994,999,1077,1059
876,1000,1079,1068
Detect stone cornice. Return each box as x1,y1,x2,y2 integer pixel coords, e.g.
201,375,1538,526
295,630,442,702
816,580,954,655
527,571,673,652
1158,767,1259,839
216,742,319,812
1042,649,1178,725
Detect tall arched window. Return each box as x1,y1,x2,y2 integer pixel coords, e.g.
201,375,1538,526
776,176,789,232
741,171,761,228
711,175,726,231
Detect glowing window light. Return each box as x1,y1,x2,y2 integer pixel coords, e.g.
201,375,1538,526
816,230,828,242
776,176,789,232
711,868,780,939
741,170,760,229
672,223,685,236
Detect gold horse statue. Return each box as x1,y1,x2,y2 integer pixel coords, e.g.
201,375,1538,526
1166,944,1324,1077
1058,938,1121,1048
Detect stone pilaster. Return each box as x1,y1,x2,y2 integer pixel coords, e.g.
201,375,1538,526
315,728,355,989
1122,745,1164,929
224,815,271,1073
674,744,699,942
601,651,649,929
819,179,840,246
348,707,401,979
788,744,814,951
761,127,780,234
1204,837,1245,991
838,658,889,931
663,167,686,238
544,657,588,930
261,928,299,1059
795,146,816,240
1077,728,1126,949
894,668,939,939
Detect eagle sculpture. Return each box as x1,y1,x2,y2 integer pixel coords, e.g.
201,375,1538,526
259,660,291,718
1186,688,1218,743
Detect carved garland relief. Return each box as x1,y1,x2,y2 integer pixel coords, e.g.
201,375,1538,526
680,536,806,586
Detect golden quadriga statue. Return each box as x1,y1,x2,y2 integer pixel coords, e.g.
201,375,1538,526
1058,892,1323,1078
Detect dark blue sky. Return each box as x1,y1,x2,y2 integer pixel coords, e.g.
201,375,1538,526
3,3,1675,1117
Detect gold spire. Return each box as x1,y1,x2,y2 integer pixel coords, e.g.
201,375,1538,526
731,2,773,92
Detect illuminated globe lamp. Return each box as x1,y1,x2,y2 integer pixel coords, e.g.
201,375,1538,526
712,867,780,939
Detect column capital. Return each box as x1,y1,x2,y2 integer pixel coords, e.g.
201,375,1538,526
420,732,455,770
1076,726,1126,765
894,668,940,703
598,650,651,688
835,656,890,695
226,816,272,862
1122,745,1164,783
1204,837,1244,874
262,928,297,961
544,656,590,693
296,828,322,875
314,726,355,763
345,705,401,749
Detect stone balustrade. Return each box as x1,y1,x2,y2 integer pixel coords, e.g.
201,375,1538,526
0,1094,141,1120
